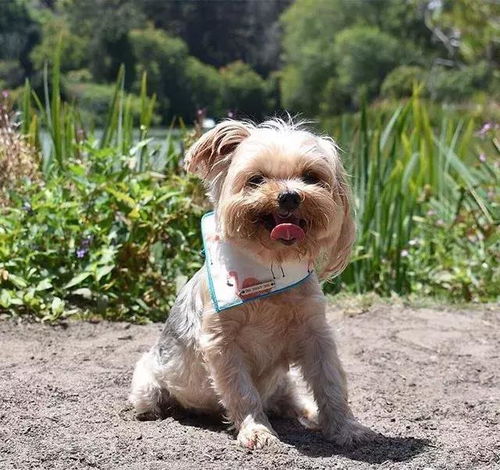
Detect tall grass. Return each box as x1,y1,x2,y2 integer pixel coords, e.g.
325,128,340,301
328,92,498,299
20,47,180,176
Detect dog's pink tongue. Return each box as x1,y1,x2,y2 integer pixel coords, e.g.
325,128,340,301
270,223,305,242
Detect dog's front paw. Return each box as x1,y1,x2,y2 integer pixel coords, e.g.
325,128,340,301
324,419,376,447
237,423,280,450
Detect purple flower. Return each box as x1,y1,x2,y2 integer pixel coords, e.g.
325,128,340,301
75,236,93,259
1,90,8,99
76,248,88,259
478,153,486,163
476,122,498,138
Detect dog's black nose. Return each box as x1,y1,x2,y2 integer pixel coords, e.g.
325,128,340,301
277,190,301,212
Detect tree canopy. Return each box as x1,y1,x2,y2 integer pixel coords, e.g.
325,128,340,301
0,0,497,122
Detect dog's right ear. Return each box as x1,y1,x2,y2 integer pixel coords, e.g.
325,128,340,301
184,120,253,182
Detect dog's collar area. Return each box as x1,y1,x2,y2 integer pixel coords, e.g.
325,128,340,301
201,212,313,312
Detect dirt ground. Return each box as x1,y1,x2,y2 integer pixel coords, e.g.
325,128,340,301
0,302,498,470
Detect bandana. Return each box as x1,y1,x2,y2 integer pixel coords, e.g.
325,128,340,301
201,212,313,312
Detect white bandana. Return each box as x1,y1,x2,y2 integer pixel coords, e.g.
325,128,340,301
201,212,313,312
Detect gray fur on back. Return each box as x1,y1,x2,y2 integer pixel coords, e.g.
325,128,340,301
156,268,206,358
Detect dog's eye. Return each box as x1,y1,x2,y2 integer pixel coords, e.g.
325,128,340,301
247,174,265,187
302,172,320,185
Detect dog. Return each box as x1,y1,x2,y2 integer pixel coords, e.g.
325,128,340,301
129,119,373,449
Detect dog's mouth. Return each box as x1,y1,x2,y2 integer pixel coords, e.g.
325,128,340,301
261,211,307,246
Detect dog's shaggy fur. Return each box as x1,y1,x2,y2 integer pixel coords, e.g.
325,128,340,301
130,119,373,449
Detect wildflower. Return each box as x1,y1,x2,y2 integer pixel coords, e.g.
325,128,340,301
76,247,88,259
1,90,8,99
476,122,498,138
426,209,436,217
400,249,409,258
75,236,92,258
478,154,486,163
408,239,418,246
227,110,234,119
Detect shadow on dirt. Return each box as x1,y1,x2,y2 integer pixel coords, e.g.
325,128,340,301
144,407,429,465
272,418,430,464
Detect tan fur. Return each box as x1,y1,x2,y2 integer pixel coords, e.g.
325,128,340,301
130,119,373,450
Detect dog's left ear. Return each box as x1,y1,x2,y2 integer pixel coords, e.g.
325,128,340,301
317,138,356,280
184,120,253,182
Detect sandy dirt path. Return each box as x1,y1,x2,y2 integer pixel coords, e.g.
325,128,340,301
0,303,498,469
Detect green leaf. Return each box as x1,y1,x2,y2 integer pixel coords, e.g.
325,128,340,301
72,288,93,299
0,290,11,308
51,297,65,316
95,265,114,282
8,274,28,289
64,272,92,289
36,279,53,291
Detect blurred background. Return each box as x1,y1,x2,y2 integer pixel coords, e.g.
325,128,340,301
0,0,498,321
1,0,498,123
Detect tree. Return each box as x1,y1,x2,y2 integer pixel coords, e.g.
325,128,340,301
129,27,189,119
30,16,88,73
0,0,40,87
63,0,145,86
140,0,292,76
333,26,401,103
219,61,272,120
426,0,499,66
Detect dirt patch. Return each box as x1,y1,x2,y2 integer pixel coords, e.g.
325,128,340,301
1,303,498,469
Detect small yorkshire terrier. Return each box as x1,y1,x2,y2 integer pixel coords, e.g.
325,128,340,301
130,119,373,449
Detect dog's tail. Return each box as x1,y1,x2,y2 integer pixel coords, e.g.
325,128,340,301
129,350,169,420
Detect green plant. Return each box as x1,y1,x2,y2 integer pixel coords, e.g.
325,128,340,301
0,162,204,322
219,61,273,119
0,91,39,206
327,92,499,301
333,26,401,104
381,66,427,99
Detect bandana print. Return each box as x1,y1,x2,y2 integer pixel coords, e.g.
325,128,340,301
201,212,313,312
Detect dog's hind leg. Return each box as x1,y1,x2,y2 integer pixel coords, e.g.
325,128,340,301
129,350,172,420
264,371,319,430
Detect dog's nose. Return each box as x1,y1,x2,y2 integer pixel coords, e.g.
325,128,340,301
277,191,301,212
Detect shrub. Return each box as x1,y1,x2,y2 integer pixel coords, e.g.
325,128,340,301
219,61,272,120
184,57,223,118
64,80,152,127
129,27,189,120
30,16,88,73
0,92,39,206
333,26,401,104
0,60,25,89
427,63,492,102
381,66,427,99
0,145,205,322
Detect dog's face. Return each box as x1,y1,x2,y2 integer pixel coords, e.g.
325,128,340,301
185,120,355,278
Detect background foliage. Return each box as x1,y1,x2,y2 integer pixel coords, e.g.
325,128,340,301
0,0,498,321
1,0,498,123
